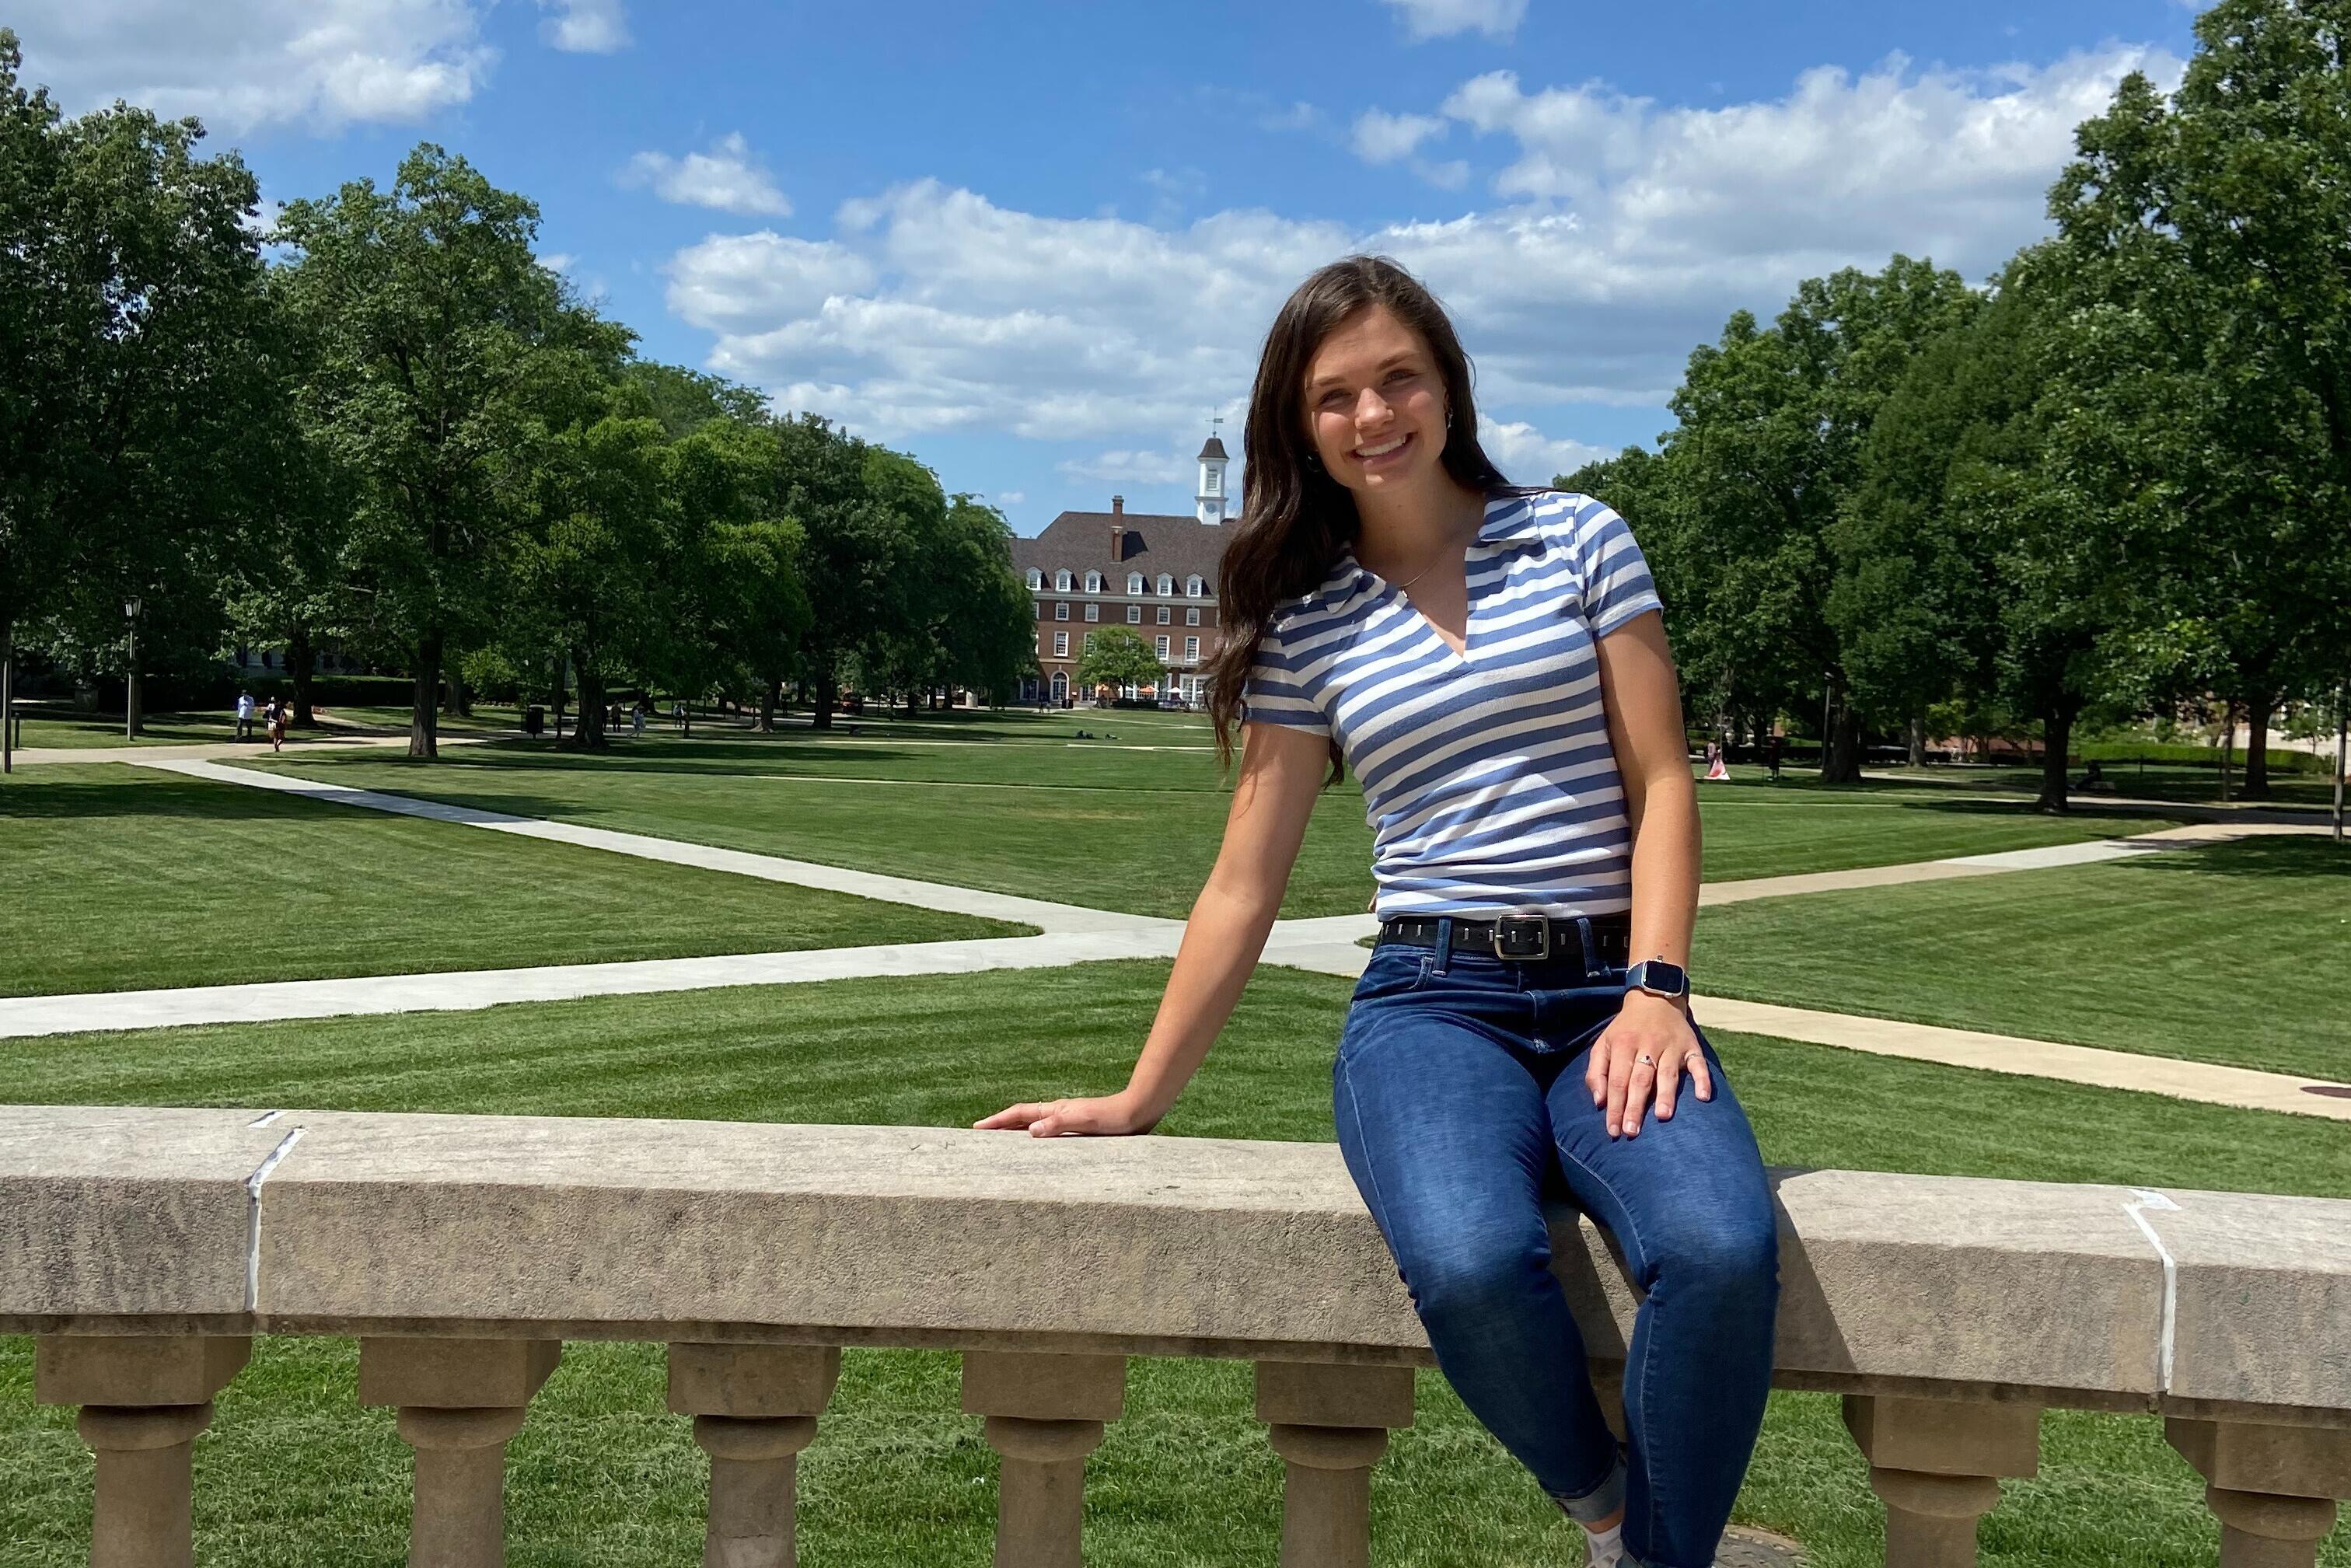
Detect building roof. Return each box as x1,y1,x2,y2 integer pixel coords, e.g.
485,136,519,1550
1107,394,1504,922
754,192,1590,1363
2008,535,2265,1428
1196,435,1228,462
1009,506,1231,592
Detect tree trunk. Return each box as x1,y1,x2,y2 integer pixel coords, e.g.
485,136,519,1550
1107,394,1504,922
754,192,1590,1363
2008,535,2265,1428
759,677,778,732
564,651,607,750
2035,703,2076,814
288,624,316,728
812,658,837,732
410,631,442,760
1819,675,1864,784
2,619,13,774
1907,712,1927,768
550,654,568,742
2241,693,2274,800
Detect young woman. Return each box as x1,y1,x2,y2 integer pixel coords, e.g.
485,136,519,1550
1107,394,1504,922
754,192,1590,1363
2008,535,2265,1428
978,256,1779,1568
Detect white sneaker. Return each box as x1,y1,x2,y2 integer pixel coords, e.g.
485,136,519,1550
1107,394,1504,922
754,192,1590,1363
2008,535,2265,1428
1583,1524,1625,1566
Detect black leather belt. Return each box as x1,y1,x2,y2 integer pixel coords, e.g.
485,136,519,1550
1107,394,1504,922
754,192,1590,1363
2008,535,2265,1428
1376,913,1633,966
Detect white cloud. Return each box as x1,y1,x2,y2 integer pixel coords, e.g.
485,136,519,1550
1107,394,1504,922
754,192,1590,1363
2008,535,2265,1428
1352,109,1449,164
1058,449,1193,486
9,0,496,130
1480,420,1615,478
1380,0,1528,41
996,491,1026,505
539,0,629,53
540,251,576,273
662,46,2178,470
622,132,791,216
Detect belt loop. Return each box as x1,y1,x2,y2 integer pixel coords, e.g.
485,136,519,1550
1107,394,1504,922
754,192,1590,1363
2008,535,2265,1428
1574,917,1597,980
1432,917,1455,976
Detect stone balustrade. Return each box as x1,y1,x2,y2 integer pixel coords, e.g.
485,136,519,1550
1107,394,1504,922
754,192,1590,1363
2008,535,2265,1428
2,1103,2346,1567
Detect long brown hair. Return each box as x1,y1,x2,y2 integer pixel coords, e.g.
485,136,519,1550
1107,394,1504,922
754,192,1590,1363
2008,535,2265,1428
1207,255,1508,777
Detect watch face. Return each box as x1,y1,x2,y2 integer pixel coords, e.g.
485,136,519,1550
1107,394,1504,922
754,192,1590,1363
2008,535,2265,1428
1634,961,1687,996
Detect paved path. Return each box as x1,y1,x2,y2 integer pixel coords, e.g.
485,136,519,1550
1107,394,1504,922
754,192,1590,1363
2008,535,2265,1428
0,929,1188,1039
8,733,433,767
1257,934,2351,1124
4,753,2337,1124
138,758,1172,936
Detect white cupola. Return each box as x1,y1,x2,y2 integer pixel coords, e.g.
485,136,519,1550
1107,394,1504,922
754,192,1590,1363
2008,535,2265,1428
1195,431,1230,526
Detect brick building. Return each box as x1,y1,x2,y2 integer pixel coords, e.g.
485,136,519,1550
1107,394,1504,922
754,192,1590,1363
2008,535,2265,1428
1009,435,1234,705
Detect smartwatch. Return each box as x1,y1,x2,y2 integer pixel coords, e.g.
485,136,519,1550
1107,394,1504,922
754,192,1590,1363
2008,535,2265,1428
1625,959,1689,1001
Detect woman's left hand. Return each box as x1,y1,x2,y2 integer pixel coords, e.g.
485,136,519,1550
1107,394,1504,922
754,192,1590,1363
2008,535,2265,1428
1586,991,1713,1139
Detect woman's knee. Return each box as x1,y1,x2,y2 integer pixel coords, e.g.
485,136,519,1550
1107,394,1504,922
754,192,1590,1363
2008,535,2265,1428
1646,1204,1779,1303
1403,1232,1553,1331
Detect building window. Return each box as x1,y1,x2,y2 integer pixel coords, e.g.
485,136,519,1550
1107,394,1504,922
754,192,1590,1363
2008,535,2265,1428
1186,575,1203,597
1126,605,1141,623
1084,630,1095,646
1084,571,1102,593
1204,470,1220,494
1085,603,1099,622
1054,602,1068,620
1026,568,1042,591
1186,607,1200,626
1156,606,1171,624
1053,631,1068,658
1184,637,1200,662
1127,572,1144,595
1156,635,1170,659
1155,574,1172,595
1056,571,1071,592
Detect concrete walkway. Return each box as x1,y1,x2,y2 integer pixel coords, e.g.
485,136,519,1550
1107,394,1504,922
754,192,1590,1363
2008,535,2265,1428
0,928,1188,1039
5,753,2337,1125
138,758,1173,936
8,733,434,767
1256,934,2351,1124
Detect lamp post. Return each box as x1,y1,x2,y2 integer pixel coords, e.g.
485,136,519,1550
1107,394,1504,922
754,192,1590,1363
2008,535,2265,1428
2334,683,2346,847
123,596,142,742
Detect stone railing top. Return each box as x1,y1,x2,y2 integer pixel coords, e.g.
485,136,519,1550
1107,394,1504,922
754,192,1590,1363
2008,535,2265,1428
2,1105,2345,1423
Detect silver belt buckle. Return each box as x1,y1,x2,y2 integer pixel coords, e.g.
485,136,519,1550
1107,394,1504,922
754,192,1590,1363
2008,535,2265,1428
1492,917,1549,961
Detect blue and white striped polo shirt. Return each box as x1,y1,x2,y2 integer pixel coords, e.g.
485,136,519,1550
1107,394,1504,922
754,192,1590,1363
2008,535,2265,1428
1242,489,1663,920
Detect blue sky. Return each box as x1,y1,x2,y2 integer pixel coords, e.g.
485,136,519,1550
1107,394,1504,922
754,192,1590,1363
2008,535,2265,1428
18,1,2201,534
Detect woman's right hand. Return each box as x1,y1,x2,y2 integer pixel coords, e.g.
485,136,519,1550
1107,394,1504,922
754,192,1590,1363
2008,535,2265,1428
973,1091,1156,1138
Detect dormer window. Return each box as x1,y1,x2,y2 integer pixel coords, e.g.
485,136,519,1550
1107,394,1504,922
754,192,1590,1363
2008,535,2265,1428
1156,574,1172,596
1084,571,1102,594
1127,572,1144,595
1186,575,1203,598
1056,571,1071,592
1026,568,1043,591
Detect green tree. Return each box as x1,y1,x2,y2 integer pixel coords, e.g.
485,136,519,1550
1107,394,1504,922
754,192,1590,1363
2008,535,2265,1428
0,34,274,738
1661,258,1981,781
1076,627,1164,694
769,415,902,729
2049,2,2351,797
274,144,629,758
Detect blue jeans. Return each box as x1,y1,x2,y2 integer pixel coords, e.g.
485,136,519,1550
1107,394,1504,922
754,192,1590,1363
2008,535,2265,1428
1331,927,1780,1568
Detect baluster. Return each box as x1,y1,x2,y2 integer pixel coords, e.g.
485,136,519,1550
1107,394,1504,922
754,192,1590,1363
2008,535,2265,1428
1256,1360,1416,1568
2168,1418,2351,1568
667,1343,840,1568
961,1349,1126,1568
1843,1392,2038,1568
35,1336,252,1568
359,1337,561,1568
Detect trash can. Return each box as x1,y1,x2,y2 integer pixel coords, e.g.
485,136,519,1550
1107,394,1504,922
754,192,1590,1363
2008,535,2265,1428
523,704,545,737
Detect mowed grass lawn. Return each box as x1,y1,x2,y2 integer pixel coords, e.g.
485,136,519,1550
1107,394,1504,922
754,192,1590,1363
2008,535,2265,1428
242,734,2173,919
1697,833,2351,1082
0,765,1024,997
4,961,2347,1568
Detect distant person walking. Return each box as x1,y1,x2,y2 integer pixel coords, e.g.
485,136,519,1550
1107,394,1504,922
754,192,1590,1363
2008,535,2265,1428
1766,732,1783,784
235,690,255,742
263,697,288,752
979,257,1776,1568
632,699,647,739
1703,738,1730,781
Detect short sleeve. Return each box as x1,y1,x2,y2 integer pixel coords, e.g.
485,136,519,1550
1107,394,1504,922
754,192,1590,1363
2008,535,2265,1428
1241,616,1330,736
1563,497,1662,637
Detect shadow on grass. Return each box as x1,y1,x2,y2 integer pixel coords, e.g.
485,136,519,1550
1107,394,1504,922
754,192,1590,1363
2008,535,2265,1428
0,773,595,829
2117,834,2351,882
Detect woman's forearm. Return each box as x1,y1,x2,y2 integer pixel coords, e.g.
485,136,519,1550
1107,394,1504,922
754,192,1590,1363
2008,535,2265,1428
1118,874,1284,1124
1623,765,1700,973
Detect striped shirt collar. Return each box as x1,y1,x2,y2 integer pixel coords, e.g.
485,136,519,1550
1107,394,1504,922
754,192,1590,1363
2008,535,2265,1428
1324,491,1546,602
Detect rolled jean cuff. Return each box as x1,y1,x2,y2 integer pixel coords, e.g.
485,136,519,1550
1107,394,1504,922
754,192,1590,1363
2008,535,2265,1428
1550,1455,1625,1525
